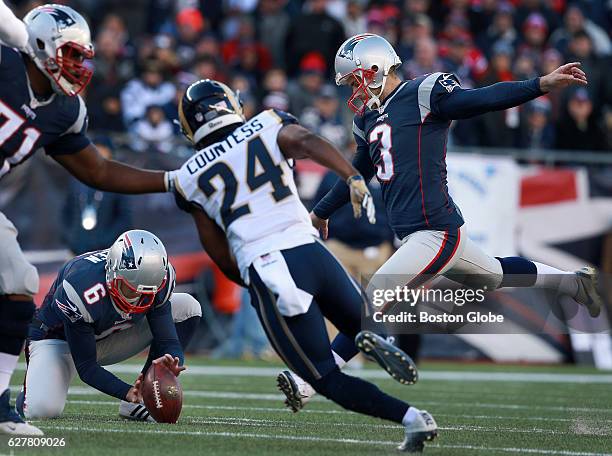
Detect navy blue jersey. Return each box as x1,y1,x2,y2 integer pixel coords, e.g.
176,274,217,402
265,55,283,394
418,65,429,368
0,46,90,179
314,72,543,239
32,250,176,341
29,250,179,400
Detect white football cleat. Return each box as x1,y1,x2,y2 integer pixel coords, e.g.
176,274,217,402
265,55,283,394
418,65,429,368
119,400,155,422
398,409,438,453
0,389,43,436
276,370,316,413
574,267,602,318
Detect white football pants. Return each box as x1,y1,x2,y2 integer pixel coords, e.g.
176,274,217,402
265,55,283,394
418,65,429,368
366,226,504,300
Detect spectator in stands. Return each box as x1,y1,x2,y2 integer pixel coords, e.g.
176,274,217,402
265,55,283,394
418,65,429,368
62,137,132,255
130,105,174,154
519,98,556,150
300,85,348,149
221,15,272,76
397,14,433,62
550,5,611,58
287,52,326,117
566,30,604,107
120,59,176,126
284,0,345,77
403,37,444,80
255,0,291,68
342,0,367,38
473,41,520,147
87,85,125,134
477,2,517,57
174,8,207,68
518,13,550,61
555,88,606,151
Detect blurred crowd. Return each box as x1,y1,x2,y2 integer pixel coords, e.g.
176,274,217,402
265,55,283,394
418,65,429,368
12,0,612,155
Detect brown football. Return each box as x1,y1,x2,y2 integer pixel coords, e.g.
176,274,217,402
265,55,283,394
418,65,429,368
142,363,183,423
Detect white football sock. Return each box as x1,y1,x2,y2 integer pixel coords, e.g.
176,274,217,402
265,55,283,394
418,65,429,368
402,406,420,426
534,262,579,297
0,353,19,393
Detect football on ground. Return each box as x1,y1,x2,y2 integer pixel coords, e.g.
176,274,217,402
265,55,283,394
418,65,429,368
142,363,183,424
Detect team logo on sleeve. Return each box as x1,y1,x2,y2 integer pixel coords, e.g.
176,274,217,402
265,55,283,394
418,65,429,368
56,299,83,323
119,234,138,270
438,74,461,93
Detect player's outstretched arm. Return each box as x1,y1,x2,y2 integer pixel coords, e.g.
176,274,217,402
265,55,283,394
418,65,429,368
435,63,587,120
54,143,169,194
0,0,29,51
190,208,245,286
278,124,375,223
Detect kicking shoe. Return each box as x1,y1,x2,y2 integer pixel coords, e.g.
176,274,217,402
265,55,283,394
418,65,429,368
0,389,43,436
355,331,418,385
119,400,155,422
276,370,316,413
575,267,602,318
398,409,438,453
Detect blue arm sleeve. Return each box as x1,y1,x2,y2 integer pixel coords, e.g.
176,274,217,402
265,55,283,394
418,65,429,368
141,301,184,375
312,134,375,220
63,322,132,400
433,76,544,120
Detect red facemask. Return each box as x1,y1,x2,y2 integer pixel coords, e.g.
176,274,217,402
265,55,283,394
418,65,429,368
107,275,166,315
344,68,376,115
44,42,94,96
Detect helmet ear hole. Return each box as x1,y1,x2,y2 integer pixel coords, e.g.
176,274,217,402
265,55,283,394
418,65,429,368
371,65,379,72
36,38,45,51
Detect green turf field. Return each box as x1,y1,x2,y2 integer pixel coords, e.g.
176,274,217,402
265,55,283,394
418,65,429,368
4,358,612,456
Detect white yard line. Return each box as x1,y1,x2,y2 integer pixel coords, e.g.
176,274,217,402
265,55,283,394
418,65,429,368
62,401,611,436
38,387,612,414
15,363,612,384
67,400,612,424
38,425,612,456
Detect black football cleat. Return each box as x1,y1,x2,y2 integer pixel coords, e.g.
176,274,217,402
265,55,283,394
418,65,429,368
355,331,418,385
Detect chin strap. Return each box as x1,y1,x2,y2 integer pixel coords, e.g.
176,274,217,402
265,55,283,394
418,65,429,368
365,72,390,111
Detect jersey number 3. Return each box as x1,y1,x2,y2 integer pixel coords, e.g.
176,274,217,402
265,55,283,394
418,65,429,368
369,123,394,181
0,101,41,165
198,137,291,228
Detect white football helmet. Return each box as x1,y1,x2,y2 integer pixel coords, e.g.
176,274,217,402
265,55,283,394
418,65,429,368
105,230,169,314
23,4,94,96
334,33,402,114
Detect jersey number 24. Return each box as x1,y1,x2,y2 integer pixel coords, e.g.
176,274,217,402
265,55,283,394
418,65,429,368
198,137,291,227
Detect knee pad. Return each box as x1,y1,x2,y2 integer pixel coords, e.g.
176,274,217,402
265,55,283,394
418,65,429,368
0,296,36,338
170,293,202,322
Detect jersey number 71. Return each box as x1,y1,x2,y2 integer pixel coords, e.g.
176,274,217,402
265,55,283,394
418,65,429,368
198,137,291,228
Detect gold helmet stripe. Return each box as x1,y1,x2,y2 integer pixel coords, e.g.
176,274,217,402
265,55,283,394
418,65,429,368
178,96,194,142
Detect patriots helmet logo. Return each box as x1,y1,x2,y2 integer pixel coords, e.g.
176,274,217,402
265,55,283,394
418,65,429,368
338,34,373,60
39,6,76,30
119,234,138,270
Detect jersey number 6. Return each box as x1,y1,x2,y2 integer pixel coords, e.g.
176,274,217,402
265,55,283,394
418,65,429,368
84,283,106,305
198,137,291,228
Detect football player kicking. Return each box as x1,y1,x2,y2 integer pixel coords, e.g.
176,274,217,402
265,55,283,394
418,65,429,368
281,33,603,417
0,2,175,435
168,79,436,452
15,230,201,423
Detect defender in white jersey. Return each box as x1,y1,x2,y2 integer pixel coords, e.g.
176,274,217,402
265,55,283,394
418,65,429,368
169,79,438,452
